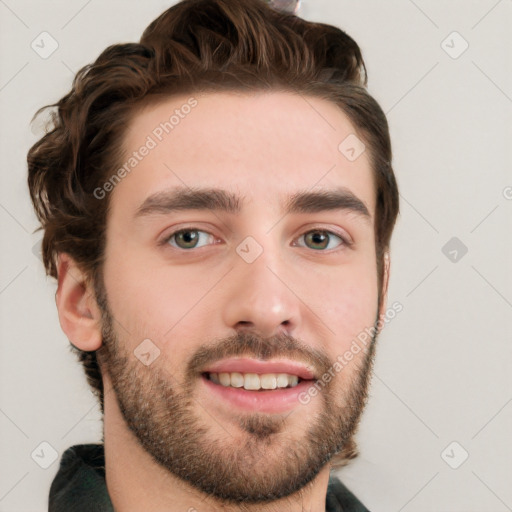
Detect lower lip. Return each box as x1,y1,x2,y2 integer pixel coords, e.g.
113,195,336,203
201,374,314,414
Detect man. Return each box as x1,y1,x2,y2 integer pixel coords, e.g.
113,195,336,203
27,0,399,510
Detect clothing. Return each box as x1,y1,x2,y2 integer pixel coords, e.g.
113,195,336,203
49,444,370,511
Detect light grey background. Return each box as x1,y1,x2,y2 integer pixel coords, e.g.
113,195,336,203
1,1,511,511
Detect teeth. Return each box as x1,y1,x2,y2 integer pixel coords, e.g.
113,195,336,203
260,374,277,389
276,373,289,388
243,373,260,390
288,375,299,387
230,372,244,388
219,373,231,386
208,372,301,390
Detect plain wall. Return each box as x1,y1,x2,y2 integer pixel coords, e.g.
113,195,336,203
0,1,511,510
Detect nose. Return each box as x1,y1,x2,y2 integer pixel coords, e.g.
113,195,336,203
221,245,302,339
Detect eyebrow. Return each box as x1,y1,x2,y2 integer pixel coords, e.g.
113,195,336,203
134,186,371,222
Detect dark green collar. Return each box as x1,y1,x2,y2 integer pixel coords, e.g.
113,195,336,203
49,444,370,511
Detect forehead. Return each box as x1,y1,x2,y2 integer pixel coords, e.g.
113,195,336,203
113,90,375,218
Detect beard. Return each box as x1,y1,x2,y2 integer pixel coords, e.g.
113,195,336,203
94,281,379,505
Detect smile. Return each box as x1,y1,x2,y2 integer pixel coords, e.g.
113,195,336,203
206,371,301,390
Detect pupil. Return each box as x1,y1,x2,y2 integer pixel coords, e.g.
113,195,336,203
180,230,197,247
310,231,327,249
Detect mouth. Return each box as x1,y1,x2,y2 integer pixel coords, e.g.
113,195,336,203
199,358,317,413
203,371,305,391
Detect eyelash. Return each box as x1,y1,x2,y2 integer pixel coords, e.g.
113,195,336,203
159,226,352,252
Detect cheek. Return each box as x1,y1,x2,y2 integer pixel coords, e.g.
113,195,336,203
312,260,379,350
316,280,378,388
324,282,378,338
102,247,217,358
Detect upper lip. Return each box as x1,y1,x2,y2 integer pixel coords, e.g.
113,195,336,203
203,358,316,380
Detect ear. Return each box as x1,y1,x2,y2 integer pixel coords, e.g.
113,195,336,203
377,251,391,322
55,253,103,351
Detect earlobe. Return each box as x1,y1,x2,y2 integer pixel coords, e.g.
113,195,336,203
55,253,103,352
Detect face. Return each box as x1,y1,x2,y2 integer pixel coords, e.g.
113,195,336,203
96,90,381,503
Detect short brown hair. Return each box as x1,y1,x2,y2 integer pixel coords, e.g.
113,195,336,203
27,0,399,468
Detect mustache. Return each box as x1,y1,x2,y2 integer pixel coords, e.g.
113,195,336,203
185,330,332,381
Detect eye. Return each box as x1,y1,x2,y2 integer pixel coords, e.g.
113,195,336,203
163,228,216,250
160,227,350,252
294,229,347,251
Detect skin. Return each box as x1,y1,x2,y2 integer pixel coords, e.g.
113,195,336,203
56,90,390,512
